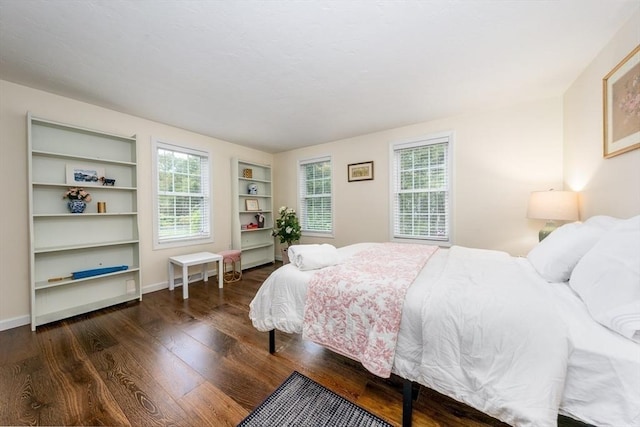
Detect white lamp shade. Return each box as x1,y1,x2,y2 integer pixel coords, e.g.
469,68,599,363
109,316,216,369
527,190,579,221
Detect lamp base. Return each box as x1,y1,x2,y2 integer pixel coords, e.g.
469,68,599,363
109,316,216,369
538,220,557,241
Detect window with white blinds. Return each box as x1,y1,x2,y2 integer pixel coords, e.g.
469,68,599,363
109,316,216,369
391,133,452,243
299,156,333,235
152,139,213,248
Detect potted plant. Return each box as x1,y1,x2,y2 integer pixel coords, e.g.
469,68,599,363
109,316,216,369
272,206,301,264
63,187,92,213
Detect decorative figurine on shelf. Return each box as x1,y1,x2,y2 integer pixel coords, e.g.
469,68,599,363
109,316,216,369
255,212,265,228
248,182,258,195
100,177,116,186
63,187,92,213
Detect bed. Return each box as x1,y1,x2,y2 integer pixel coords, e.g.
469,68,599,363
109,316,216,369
249,215,640,427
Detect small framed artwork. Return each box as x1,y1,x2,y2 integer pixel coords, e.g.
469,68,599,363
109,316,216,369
348,161,374,182
603,44,640,158
245,198,260,211
66,164,105,187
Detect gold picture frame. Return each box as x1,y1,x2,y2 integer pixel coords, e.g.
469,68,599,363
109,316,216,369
347,161,374,182
603,45,640,158
245,198,260,211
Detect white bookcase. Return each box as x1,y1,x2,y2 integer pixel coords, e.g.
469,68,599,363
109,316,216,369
27,113,141,331
231,158,275,269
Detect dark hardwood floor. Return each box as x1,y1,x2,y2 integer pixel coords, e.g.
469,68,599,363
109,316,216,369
0,263,588,426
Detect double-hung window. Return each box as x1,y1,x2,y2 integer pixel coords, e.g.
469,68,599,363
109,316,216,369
152,139,213,249
298,156,333,236
391,133,452,244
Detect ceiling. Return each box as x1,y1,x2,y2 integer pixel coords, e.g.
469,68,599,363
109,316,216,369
0,1,638,153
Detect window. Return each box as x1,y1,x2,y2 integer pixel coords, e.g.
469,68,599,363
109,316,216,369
152,139,212,249
299,156,333,236
391,133,452,243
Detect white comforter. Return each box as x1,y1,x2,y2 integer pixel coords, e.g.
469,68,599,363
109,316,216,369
250,244,569,427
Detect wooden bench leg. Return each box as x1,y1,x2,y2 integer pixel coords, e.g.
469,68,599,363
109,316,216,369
182,265,189,299
168,261,175,291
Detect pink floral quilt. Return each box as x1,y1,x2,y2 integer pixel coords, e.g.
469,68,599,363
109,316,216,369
302,243,438,377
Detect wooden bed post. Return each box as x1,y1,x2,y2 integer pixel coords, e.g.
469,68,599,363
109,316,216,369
269,329,275,354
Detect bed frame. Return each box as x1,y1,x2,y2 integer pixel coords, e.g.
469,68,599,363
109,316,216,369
268,329,417,427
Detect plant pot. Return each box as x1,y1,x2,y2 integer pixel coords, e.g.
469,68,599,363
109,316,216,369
67,199,86,214
282,247,290,265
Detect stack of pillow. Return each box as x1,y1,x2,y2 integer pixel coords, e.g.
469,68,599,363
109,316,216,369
527,215,640,343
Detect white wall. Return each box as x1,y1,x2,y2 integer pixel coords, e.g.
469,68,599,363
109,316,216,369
274,97,564,256
564,10,640,218
0,80,273,330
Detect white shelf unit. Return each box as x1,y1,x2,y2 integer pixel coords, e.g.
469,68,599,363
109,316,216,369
27,114,141,331
231,158,275,269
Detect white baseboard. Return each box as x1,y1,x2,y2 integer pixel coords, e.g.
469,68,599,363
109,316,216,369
142,281,169,294
143,269,219,295
0,314,30,331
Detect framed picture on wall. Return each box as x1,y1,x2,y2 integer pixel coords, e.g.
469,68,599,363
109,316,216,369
603,44,640,158
347,161,374,182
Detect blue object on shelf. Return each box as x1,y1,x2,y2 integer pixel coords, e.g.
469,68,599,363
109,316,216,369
72,265,129,279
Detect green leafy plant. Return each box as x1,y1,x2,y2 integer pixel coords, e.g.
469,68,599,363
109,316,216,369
272,206,301,247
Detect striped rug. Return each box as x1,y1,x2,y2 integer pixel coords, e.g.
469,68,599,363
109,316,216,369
238,371,392,427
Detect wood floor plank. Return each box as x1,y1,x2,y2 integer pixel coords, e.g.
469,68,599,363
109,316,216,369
35,323,130,426
180,318,239,357
178,380,248,427
109,307,206,400
88,343,194,427
180,319,295,390
0,325,39,366
65,312,119,355
0,355,53,426
141,316,275,411
143,320,264,406
66,305,206,403
413,388,507,427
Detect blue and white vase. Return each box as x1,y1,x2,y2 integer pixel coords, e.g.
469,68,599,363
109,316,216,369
67,199,86,214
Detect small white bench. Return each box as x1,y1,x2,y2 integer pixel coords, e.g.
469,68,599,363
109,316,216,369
168,252,223,299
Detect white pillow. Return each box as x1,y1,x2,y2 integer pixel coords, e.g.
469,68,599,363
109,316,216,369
527,222,605,282
569,215,640,342
583,215,623,231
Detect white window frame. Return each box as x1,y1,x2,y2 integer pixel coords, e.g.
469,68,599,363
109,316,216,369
298,155,334,238
389,132,453,246
151,138,214,250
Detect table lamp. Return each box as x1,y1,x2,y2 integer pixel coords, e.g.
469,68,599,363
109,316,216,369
527,189,578,241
